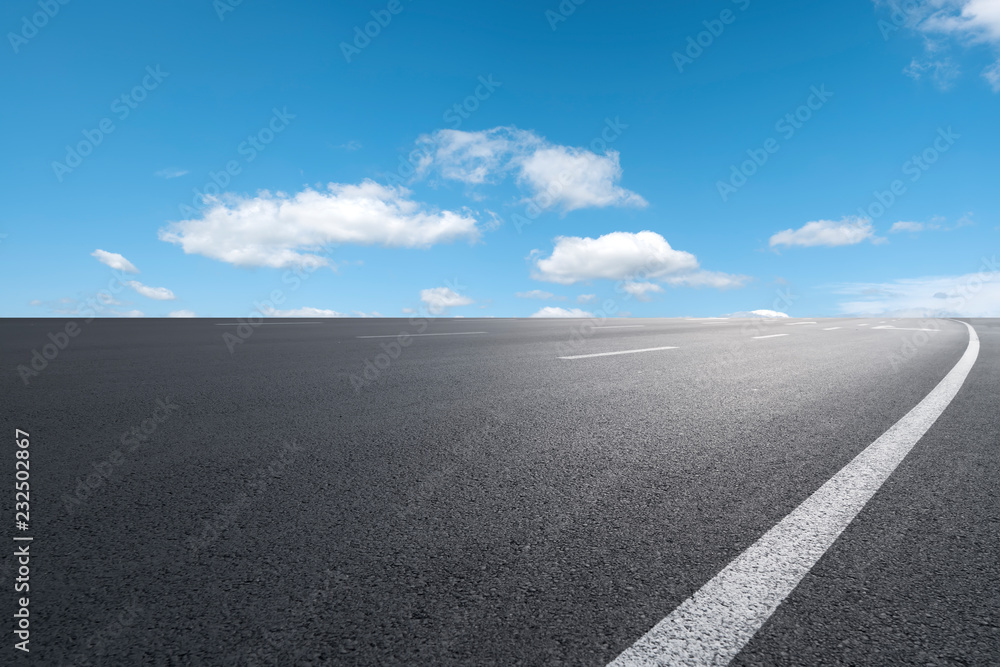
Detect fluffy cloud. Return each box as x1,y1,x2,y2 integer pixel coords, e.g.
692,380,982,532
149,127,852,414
515,289,564,300
577,294,597,303
91,249,139,273
530,231,745,293
769,216,877,248
621,281,663,300
159,180,481,268
126,281,176,301
420,287,474,314
833,266,1000,316
532,231,698,284
168,310,197,317
417,127,646,212
529,306,594,318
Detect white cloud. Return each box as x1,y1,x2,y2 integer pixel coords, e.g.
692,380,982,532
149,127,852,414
728,309,790,318
264,307,348,317
881,0,1000,90
577,294,597,303
29,299,41,306
532,231,699,285
769,216,877,248
91,249,139,273
126,281,176,301
621,281,663,301
417,126,646,212
168,310,197,317
515,145,648,212
515,289,564,300
833,267,1000,316
401,307,416,314
529,306,594,318
121,310,145,318
159,180,481,268
420,287,474,314
662,270,751,289
155,168,189,179
890,221,927,232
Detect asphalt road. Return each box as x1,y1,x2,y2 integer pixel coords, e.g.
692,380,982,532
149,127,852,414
1,316,997,665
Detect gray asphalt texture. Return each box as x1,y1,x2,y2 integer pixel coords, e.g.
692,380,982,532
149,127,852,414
1,316,997,666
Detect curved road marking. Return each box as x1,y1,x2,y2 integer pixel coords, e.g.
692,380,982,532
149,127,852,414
608,321,979,667
558,346,678,360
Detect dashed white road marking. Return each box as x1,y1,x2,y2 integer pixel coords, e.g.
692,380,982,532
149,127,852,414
822,327,842,331
752,334,789,339
785,322,817,326
607,321,980,667
558,346,678,360
857,323,870,327
356,331,488,338
593,325,646,329
213,321,323,326
872,326,940,332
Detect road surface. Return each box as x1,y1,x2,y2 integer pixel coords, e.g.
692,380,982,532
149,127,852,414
1,317,997,665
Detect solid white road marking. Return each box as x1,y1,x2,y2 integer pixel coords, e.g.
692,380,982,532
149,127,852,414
356,331,488,338
822,327,842,330
785,322,817,326
213,321,324,325
872,325,941,332
608,321,980,667
752,334,789,339
594,325,646,329
558,346,678,360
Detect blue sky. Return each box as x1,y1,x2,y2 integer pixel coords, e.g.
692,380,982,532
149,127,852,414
2,0,999,318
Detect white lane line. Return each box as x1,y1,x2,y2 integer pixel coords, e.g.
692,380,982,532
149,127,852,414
872,325,941,332
857,323,870,327
594,325,646,329
608,321,980,667
822,327,842,331
356,331,488,339
784,322,817,326
752,334,789,339
213,321,323,326
558,346,678,360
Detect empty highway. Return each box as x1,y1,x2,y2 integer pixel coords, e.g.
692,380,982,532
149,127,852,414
1,317,997,665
